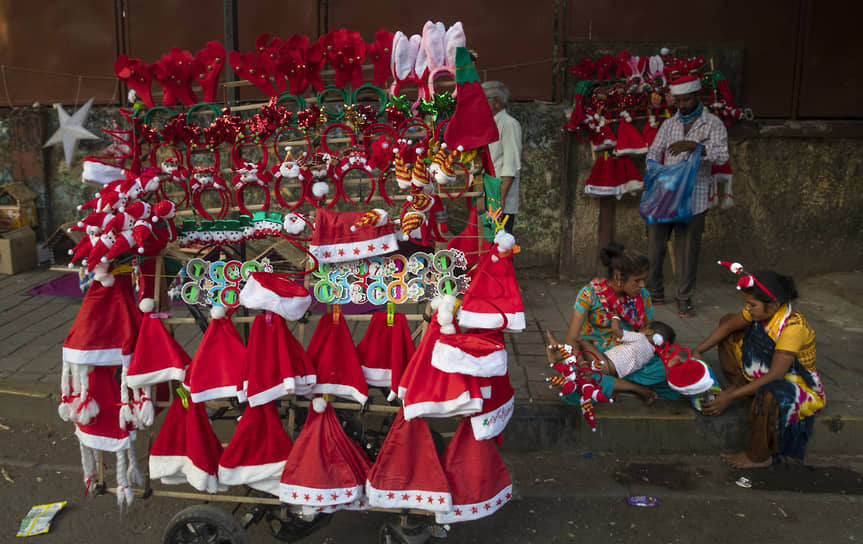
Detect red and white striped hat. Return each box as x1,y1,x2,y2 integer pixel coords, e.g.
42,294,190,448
355,312,416,396
366,409,452,512
184,316,246,403
126,313,190,388
218,403,293,495
307,313,369,405
435,418,513,524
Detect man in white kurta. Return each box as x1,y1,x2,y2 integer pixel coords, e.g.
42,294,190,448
482,81,523,234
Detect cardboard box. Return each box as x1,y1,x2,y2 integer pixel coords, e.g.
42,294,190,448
0,227,37,275
0,183,38,230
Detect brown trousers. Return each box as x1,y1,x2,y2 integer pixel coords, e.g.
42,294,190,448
717,314,779,462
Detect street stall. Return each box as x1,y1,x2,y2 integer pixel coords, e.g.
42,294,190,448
55,21,524,544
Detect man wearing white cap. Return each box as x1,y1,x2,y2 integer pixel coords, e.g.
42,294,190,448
645,75,729,318
482,81,523,234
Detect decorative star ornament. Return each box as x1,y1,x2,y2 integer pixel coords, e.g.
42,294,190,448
43,97,100,167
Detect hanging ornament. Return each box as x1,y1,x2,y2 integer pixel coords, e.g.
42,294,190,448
43,98,101,168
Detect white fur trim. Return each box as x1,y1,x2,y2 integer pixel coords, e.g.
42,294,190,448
149,454,185,481
669,362,715,396
82,161,127,186
189,386,239,403
218,461,285,496
456,310,526,333
309,232,399,264
435,484,512,524
280,482,364,506
402,392,482,420
183,460,226,494
670,79,702,95
470,396,515,440
75,427,134,453
366,482,452,512
613,145,649,156
247,382,289,407
239,276,312,321
431,342,508,377
311,384,368,406
616,179,644,196
125,367,185,389
63,347,132,367
361,366,392,388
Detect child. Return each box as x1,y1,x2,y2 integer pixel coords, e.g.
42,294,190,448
589,320,677,379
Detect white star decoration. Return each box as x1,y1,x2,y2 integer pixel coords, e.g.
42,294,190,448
43,97,100,168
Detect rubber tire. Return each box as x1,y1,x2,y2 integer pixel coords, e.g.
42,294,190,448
162,504,248,544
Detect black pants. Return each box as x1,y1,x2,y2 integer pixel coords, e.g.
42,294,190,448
646,211,706,305
502,214,516,234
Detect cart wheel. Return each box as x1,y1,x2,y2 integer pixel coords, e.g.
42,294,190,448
162,504,248,544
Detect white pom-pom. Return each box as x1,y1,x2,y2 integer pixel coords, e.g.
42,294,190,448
137,247,145,254
119,404,135,429
440,324,456,335
350,225,357,232
58,402,74,422
312,397,328,413
457,145,464,152
138,400,154,427
312,181,329,198
98,273,115,287
67,249,74,256
210,305,227,320
652,333,664,346
493,230,516,251
491,255,500,263
430,296,442,311
660,47,670,56
138,298,155,313
76,205,83,211
406,195,414,202
152,216,159,223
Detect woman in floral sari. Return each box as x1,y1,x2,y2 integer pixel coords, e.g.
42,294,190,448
561,243,678,404
694,270,825,468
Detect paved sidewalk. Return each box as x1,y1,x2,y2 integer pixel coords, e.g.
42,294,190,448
1,267,861,455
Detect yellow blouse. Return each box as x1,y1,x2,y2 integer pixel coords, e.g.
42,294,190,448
742,305,816,370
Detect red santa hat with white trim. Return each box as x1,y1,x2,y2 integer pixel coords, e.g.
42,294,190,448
279,397,372,508
63,272,142,367
307,312,369,405
457,231,525,333
435,417,513,524
366,409,452,512
218,403,293,496
238,312,316,406
431,330,507,378
669,74,702,95
126,313,190,388
183,313,246,403
355,311,416,398
613,112,648,156
239,272,312,322
469,371,515,441
655,341,715,396
309,208,398,264
149,397,226,493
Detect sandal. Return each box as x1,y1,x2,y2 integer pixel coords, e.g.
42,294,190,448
678,304,695,318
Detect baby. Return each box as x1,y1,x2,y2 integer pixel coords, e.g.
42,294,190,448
588,320,677,379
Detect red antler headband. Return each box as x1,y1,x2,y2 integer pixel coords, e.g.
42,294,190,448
717,261,776,300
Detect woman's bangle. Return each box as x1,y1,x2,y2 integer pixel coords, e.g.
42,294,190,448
611,316,621,321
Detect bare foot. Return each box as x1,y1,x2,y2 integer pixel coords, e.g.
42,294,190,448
721,452,772,469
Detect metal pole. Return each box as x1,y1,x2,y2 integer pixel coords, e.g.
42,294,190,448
223,0,239,105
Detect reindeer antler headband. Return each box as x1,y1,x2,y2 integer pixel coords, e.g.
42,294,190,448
717,261,776,300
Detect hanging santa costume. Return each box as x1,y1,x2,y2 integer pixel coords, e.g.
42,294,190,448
355,311,416,398
365,409,452,512
307,311,369,405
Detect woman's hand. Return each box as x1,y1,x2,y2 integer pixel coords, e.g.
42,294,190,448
702,389,734,416
610,317,624,339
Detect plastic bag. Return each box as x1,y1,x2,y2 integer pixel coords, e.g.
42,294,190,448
638,144,701,225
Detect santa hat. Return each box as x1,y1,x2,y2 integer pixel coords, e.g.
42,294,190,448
399,302,487,420
656,342,715,396
366,409,452,512
149,397,226,493
218,403,293,495
238,312,316,406
309,208,399,264
589,123,616,152
584,153,616,197
184,316,246,403
355,312,416,397
62,273,142,367
431,331,507,378
444,47,499,151
239,272,312,321
279,397,372,507
669,74,701,95
435,418,512,524
456,231,525,333
613,113,648,156
307,312,369,405
125,313,190,388
642,115,659,147
613,155,644,196
469,372,515,441
447,200,492,269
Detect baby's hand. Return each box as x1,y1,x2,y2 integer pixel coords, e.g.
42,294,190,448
610,317,624,339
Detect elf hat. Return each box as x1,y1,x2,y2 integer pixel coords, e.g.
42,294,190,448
309,208,399,264
239,312,316,406
411,157,433,192
279,397,372,507
125,313,190,388
584,153,617,197
218,402,293,496
307,312,369,405
435,418,513,524
184,315,246,403
457,231,525,333
355,312,416,394
431,331,508,378
239,272,312,321
656,342,714,396
670,74,701,95
444,48,499,151
613,155,644,196
469,371,515,441
63,273,142,367
366,409,452,512
613,113,648,156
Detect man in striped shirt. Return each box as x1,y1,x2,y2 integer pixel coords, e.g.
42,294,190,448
645,75,729,318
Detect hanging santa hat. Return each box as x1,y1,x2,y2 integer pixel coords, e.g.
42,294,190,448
656,342,715,396
669,74,702,95
469,371,515,441
613,112,648,156
309,208,398,264
435,418,512,524
239,272,312,321
399,296,487,420
307,312,368,405
366,409,452,512
589,122,616,152
447,200,492,269
457,231,525,333
584,153,617,197
444,47,499,151
279,397,372,508
355,311,416,397
149,397,226,493
431,330,507,378
642,115,659,147
218,403,293,496
63,273,142,367
184,314,246,403
125,313,190,388
238,312,316,406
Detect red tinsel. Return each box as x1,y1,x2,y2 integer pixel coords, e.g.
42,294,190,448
161,114,201,146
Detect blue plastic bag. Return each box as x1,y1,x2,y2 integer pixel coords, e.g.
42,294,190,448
639,144,702,225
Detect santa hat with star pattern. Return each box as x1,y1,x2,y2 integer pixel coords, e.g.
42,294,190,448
309,208,398,264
